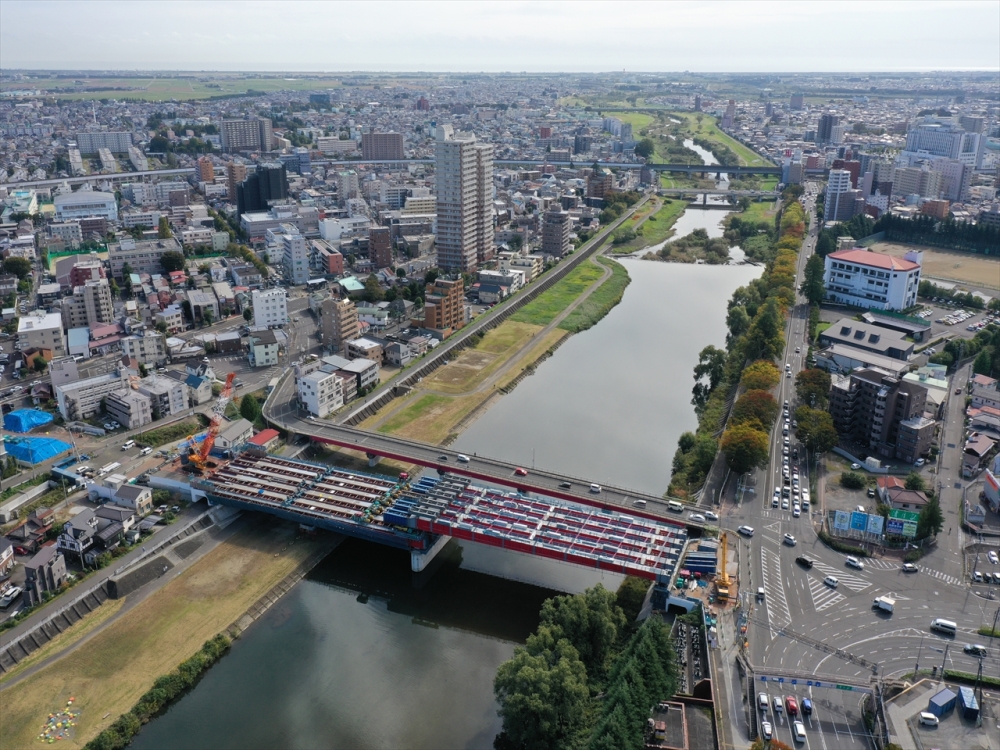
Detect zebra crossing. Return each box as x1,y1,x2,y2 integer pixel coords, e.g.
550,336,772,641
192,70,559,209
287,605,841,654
809,560,871,592
863,558,900,570
922,568,965,587
807,574,846,611
760,547,792,636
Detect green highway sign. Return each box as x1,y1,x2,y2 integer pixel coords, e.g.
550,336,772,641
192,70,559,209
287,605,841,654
836,684,854,691
889,509,919,523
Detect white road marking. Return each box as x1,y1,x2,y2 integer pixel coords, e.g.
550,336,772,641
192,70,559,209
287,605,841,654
761,546,792,637
809,560,871,592
807,575,845,611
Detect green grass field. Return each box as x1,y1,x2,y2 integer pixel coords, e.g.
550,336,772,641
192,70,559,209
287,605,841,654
669,112,772,167
610,199,688,255
559,258,630,333
740,200,779,225
509,261,605,327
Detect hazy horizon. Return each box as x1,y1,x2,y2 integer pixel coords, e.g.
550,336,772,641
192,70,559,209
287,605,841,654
1,0,998,74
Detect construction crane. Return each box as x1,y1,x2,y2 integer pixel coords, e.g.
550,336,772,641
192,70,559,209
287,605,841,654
716,531,731,601
186,372,236,473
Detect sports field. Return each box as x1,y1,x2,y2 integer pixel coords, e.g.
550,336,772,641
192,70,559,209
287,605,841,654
868,242,1000,290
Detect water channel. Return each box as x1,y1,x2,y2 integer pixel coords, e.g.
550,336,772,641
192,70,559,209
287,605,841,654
130,189,762,750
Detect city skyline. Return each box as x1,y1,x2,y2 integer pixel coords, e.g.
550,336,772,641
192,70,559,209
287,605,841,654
1,0,998,72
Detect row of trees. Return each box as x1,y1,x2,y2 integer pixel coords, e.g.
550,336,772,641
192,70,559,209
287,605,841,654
493,583,679,750
930,324,1000,378
814,214,875,258
597,191,642,226
874,213,1000,255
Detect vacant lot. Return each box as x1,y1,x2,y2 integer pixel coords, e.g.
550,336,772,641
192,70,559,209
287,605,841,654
869,242,1000,290
420,321,544,394
510,262,605,326
0,521,325,750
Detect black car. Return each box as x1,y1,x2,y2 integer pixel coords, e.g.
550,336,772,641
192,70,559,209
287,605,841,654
795,556,814,569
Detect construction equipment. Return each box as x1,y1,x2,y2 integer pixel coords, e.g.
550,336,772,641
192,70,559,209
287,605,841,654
716,531,731,600
185,372,236,473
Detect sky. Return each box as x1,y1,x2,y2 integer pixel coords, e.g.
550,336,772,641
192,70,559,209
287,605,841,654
1,0,998,73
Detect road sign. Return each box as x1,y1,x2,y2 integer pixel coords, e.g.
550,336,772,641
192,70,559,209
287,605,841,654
836,684,854,691
834,510,850,531
866,514,884,536
902,520,918,538
889,509,919,523
887,518,905,535
850,511,868,532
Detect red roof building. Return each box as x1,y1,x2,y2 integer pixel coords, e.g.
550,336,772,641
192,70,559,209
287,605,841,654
248,428,280,452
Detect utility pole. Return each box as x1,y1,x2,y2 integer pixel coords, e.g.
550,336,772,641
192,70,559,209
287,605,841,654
915,633,924,676
940,643,950,677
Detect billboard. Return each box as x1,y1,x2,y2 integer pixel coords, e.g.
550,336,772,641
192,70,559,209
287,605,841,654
902,519,918,538
866,514,884,536
850,511,868,532
833,510,851,532
887,518,905,535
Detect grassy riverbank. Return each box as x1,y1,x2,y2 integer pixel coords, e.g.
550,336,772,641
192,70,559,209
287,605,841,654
0,521,326,750
609,199,687,255
510,261,604,326
560,257,630,333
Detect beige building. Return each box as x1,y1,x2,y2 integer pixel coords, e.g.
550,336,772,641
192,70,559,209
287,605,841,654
60,279,114,330
121,331,167,367
109,237,183,280
322,298,360,353
434,126,494,272
17,312,66,358
105,389,153,430
423,277,465,332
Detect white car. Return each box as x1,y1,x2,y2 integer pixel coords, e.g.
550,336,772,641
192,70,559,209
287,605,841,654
824,576,840,588
793,503,801,517
688,513,706,523
783,534,797,546
761,720,773,740
988,551,999,565
781,498,789,510
738,525,755,537
846,556,865,570
902,563,919,573
704,511,719,522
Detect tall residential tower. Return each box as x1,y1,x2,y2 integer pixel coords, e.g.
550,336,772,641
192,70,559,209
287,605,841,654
434,126,494,273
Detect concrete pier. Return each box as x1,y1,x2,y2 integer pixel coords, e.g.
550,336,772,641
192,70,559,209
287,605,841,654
411,534,451,572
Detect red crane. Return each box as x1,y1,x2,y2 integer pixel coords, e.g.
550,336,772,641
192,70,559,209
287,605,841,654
188,372,236,472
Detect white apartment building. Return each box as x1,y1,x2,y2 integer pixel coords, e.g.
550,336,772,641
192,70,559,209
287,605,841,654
280,231,310,285
60,279,114,330
17,311,67,357
75,131,133,154
138,376,187,418
121,331,167,367
251,288,288,327
55,371,128,420
434,125,494,273
120,210,162,229
296,368,345,418
824,170,854,221
53,191,118,222
48,221,83,248
823,248,922,311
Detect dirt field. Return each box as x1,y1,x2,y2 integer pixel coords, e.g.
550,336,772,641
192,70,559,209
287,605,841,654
868,242,1000,290
0,521,326,750
420,321,544,394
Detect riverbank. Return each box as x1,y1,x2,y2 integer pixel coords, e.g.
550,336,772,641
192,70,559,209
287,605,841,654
609,199,687,255
0,519,328,750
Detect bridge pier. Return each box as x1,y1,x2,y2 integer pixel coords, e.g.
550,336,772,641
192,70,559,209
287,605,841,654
702,193,708,205
366,452,381,467
411,534,451,573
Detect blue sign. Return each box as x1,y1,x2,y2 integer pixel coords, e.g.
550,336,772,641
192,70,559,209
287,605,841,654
887,518,905,535
791,679,798,685
815,682,822,688
850,511,868,531
778,677,785,683
760,676,767,682
807,681,813,686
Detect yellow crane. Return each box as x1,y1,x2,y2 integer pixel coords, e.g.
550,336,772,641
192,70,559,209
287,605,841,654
716,531,730,600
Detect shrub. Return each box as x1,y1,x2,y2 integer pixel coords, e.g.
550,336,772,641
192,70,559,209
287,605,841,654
840,472,866,489
818,529,868,557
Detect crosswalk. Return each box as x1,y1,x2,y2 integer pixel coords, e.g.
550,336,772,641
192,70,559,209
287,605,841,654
863,558,900,570
922,568,965,587
807,574,845,611
809,560,871,592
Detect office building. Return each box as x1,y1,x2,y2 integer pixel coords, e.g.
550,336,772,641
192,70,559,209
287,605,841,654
75,131,132,155
281,230,310,285
959,115,985,134
53,191,118,222
905,119,983,168
17,311,67,358
789,93,804,110
823,247,921,311
251,287,288,328
316,137,358,155
197,156,214,183
220,117,273,153
48,221,83,248
108,237,183,279
829,369,930,462
542,210,571,257
892,167,941,199
423,277,465,332
369,227,393,269
361,132,405,160
321,298,359,353
236,163,288,216
60,279,114,330
226,162,248,198
817,113,841,143
55,371,128,420
434,126,494,273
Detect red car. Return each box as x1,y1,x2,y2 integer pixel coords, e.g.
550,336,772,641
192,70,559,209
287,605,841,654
514,467,528,476
785,696,798,715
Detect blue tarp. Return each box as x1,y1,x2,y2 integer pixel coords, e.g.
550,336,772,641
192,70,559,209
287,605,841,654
4,409,54,433
7,437,73,465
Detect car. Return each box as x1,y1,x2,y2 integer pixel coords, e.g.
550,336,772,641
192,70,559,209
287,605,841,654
792,504,801,517
988,551,999,565
704,511,719,522
851,462,861,470
558,482,572,489
867,487,875,498
786,371,791,378
855,505,866,513
972,571,984,583
793,720,806,743
103,423,115,431
437,454,448,461
783,445,789,456
783,533,797,546
781,498,789,510
846,556,865,570
514,467,528,476
801,698,813,716
785,696,798,715
918,712,939,727
964,644,988,656
902,563,919,573
737,525,754,537
955,388,963,394
758,692,769,711
772,495,779,508
456,454,471,463
688,513,706,523
992,571,1000,585
824,576,840,588
915,457,926,467
795,556,814,569
761,721,773,740
773,695,783,713
757,586,765,600
795,346,800,353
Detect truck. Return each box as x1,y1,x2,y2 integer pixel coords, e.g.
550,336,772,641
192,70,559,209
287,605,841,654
873,595,895,614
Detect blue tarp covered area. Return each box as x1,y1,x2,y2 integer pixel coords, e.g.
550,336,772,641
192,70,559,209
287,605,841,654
4,409,54,433
7,437,73,465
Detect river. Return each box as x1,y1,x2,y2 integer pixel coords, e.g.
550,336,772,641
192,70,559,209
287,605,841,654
128,200,761,750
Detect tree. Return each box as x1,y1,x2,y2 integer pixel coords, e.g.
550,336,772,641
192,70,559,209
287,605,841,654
33,354,48,373
615,577,649,625
181,300,193,322
741,360,780,391
240,394,261,424
800,254,825,306
795,368,832,409
396,267,407,278
363,273,384,303
161,251,186,273
155,321,168,334
691,345,727,411
840,472,865,489
917,496,944,539
731,390,778,430
157,216,173,239
203,309,214,326
139,363,149,378
905,472,926,492
2,256,31,279
794,406,838,453
741,297,784,363
720,423,769,474
815,232,835,257
539,585,626,681
243,308,253,322
725,305,750,349
634,138,656,159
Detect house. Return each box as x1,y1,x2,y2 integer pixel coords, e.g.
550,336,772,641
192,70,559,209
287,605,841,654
383,341,412,367
113,485,153,515
215,418,254,451
876,476,930,512
57,508,99,558
817,318,914,361
339,357,379,392
248,329,279,367
964,434,996,478
346,337,383,364
7,508,54,555
247,428,281,452
164,369,213,406
971,384,1000,412
0,537,14,576
23,545,68,606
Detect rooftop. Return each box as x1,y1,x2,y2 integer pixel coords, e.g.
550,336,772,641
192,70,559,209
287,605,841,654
828,247,920,272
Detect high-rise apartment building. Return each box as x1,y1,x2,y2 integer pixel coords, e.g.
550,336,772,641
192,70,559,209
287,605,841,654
281,231,310,285
892,167,941,199
831,159,861,188
226,162,248,199
60,279,114,330
369,227,393,269
361,132,405,160
236,163,288,216
789,93,804,110
251,288,288,327
817,113,841,143
321,298,360,353
75,131,132,155
824,169,856,221
220,118,273,153
542,211,571,257
434,127,494,273
196,156,214,183
337,171,360,203
423,277,465,332
587,170,613,199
